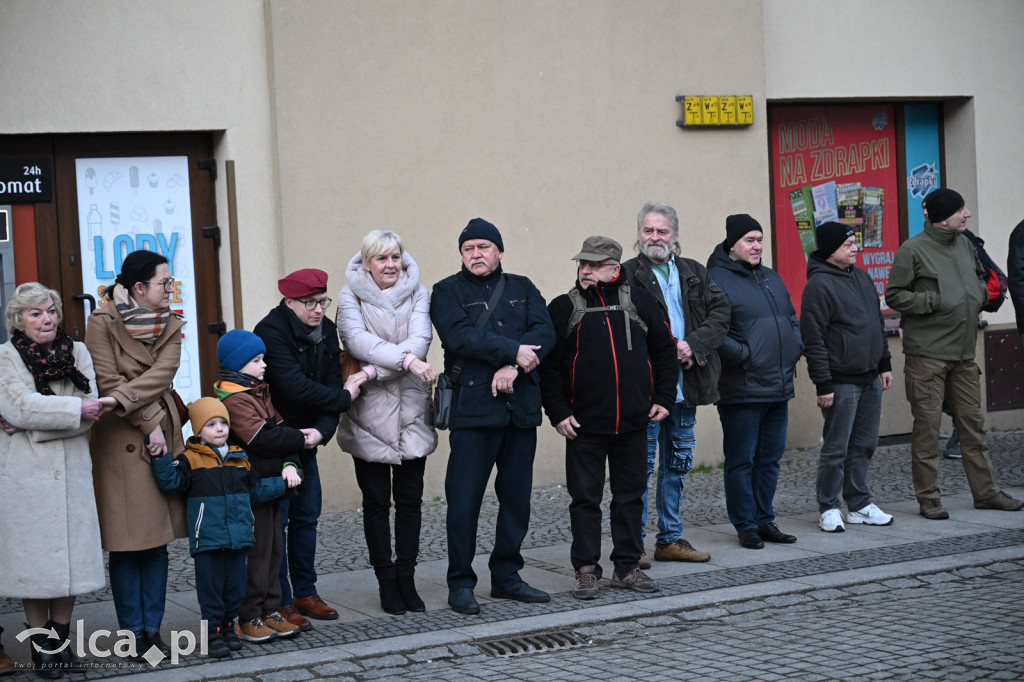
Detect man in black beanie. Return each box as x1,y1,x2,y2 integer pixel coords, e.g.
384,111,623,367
431,218,556,614
887,188,1023,518
707,215,802,549
802,222,894,534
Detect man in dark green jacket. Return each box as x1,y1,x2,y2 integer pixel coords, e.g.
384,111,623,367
886,188,1022,519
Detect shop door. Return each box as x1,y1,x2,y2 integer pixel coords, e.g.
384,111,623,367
1,133,223,401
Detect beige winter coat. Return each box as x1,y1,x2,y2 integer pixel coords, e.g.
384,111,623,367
85,301,187,551
0,341,106,598
335,252,437,464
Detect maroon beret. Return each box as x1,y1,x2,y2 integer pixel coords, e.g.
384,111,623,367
278,268,329,298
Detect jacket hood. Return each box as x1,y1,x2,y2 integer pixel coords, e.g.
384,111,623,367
344,250,421,307
806,252,852,279
185,436,247,461
213,379,254,400
707,241,757,275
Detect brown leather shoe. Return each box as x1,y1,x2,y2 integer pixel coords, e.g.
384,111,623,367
279,604,313,631
294,594,339,620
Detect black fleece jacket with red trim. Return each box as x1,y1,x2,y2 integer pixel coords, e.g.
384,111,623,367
540,274,677,436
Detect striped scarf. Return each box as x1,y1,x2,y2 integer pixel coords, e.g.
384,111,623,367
112,284,169,342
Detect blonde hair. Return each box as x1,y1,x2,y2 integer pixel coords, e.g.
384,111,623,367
360,230,404,264
5,282,63,335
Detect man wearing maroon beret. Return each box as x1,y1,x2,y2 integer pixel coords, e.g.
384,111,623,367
254,268,368,628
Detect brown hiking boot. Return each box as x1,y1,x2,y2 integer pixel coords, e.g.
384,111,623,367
610,567,659,593
654,539,711,563
973,491,1024,511
920,498,949,520
573,565,599,600
638,552,652,569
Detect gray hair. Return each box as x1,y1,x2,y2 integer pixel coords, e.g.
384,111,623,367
635,201,681,256
5,282,63,335
361,230,405,264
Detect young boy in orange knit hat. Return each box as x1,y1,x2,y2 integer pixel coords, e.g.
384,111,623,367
151,397,293,658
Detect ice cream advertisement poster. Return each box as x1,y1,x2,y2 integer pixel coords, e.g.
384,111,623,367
770,105,900,316
75,156,201,406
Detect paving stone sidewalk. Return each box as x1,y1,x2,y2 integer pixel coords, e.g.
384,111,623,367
1,430,1021,614
212,559,1024,681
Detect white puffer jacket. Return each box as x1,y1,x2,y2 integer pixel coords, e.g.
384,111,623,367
335,251,437,464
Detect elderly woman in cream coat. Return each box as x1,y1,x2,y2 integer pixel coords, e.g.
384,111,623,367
336,230,438,616
0,283,116,676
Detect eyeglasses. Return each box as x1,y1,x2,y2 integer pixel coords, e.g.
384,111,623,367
146,278,175,291
298,297,332,311
577,260,616,271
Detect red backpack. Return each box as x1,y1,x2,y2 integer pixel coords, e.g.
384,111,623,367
963,229,1007,312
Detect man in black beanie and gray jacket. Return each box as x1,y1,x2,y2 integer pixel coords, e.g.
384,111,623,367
801,222,894,534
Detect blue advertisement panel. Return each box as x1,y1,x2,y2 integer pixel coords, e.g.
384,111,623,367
903,105,942,237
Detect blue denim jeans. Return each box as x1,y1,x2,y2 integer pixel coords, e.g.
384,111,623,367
279,455,323,604
108,545,169,633
817,379,882,513
718,401,789,532
640,404,697,545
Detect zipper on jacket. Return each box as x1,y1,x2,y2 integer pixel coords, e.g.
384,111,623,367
947,247,974,359
596,288,622,433
194,502,205,550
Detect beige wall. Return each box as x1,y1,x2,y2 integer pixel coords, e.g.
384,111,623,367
0,0,281,331
2,0,1021,510
265,0,768,505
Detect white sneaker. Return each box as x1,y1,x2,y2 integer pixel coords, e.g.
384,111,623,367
846,503,894,526
819,508,845,532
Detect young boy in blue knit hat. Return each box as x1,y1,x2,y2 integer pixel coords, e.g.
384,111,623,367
214,329,316,643
151,397,289,658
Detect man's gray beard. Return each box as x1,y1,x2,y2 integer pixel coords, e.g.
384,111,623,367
641,241,672,261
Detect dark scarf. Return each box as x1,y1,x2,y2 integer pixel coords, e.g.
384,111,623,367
11,328,91,396
218,368,262,388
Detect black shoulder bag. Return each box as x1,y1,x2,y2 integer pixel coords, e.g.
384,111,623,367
433,276,506,430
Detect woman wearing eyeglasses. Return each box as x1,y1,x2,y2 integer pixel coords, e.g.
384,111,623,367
85,250,187,657
336,230,437,615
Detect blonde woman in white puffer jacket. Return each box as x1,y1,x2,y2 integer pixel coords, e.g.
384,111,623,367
336,230,438,616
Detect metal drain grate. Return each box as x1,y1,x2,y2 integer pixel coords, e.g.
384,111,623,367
474,629,590,657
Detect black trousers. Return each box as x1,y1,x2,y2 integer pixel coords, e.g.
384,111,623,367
194,548,248,625
445,425,536,591
352,456,427,580
565,428,646,578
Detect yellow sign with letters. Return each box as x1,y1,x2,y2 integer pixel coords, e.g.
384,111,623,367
676,95,754,127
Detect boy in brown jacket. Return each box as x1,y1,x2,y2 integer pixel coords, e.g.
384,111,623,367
214,329,317,641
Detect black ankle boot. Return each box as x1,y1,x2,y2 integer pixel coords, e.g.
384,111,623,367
378,578,406,615
141,631,171,657
49,621,86,674
397,575,425,612
29,632,62,679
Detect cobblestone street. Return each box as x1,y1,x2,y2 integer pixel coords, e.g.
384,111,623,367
302,559,1024,681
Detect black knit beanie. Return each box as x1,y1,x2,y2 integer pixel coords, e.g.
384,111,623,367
924,188,965,224
814,221,856,259
725,214,762,249
459,218,504,252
